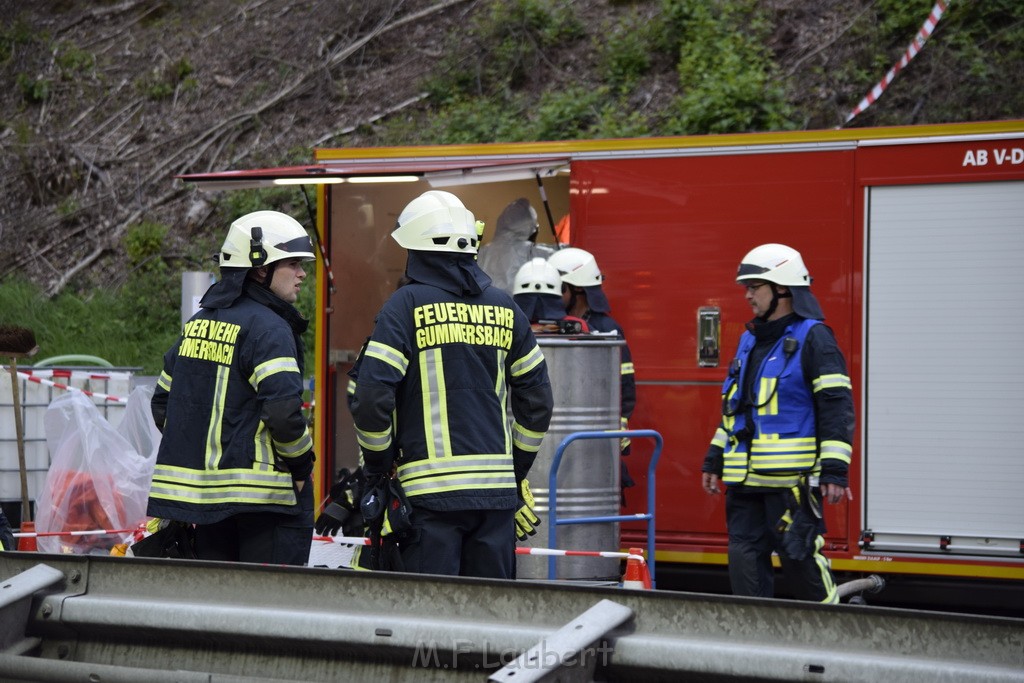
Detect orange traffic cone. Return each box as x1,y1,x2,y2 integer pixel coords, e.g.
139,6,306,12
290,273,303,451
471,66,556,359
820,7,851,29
622,547,652,590
17,520,37,551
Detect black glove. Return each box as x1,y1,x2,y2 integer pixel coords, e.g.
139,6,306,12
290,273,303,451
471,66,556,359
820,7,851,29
360,474,389,525
314,501,353,536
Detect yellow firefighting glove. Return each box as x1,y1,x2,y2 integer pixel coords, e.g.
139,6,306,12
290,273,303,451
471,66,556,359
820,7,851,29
515,479,540,541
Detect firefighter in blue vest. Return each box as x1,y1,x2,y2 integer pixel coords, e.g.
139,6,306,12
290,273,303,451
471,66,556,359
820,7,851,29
548,247,637,498
348,190,553,578
148,210,316,565
702,243,854,603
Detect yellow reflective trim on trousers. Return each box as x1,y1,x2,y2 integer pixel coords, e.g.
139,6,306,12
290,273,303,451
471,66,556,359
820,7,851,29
251,356,300,390
812,535,839,604
756,377,778,415
511,344,543,377
621,361,634,375
813,373,852,392
366,340,409,374
157,370,172,392
421,348,452,460
205,365,230,469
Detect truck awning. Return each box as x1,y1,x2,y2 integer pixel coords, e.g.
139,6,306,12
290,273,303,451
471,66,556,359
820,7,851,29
177,157,569,191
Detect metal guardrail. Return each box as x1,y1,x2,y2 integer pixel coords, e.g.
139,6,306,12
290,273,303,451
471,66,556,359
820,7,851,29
547,429,662,584
3,552,1021,682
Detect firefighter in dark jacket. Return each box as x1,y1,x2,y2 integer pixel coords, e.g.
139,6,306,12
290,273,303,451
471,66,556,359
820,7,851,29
347,190,553,578
702,243,854,603
548,247,637,496
148,210,316,565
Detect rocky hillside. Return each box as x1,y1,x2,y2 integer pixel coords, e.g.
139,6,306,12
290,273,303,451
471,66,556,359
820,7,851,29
1,0,1021,297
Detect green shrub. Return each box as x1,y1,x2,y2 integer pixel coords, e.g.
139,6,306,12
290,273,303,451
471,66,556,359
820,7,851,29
665,1,795,134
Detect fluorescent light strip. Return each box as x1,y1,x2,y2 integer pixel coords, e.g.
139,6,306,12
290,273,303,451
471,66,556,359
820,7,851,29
346,175,420,183
273,177,345,185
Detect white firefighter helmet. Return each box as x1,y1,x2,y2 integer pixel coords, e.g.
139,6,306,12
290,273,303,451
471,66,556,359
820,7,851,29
735,243,811,287
513,257,562,294
548,247,602,287
391,190,478,254
219,211,315,268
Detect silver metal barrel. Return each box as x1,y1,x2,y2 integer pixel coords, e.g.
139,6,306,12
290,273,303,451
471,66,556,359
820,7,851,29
517,336,622,581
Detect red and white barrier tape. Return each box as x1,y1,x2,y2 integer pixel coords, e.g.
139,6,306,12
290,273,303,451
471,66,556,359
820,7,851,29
515,546,646,564
5,366,313,410
843,0,949,125
14,527,135,538
5,368,128,403
313,534,646,564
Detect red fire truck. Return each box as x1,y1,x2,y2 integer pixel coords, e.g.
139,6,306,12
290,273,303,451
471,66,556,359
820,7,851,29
184,118,1024,614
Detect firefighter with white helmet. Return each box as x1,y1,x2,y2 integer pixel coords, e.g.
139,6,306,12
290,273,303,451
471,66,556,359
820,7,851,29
702,243,854,603
147,210,317,565
340,190,553,578
548,246,637,498
512,257,568,325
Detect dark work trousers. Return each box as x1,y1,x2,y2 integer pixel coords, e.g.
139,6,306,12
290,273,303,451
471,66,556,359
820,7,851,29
193,480,314,566
725,486,838,603
400,507,515,578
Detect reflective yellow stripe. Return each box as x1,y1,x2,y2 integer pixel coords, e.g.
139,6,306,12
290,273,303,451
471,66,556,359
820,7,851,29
157,370,172,392
820,440,852,464
513,423,545,452
251,356,300,390
254,421,273,471
756,377,778,415
397,455,515,496
496,348,511,454
149,464,296,505
742,472,803,487
710,427,728,450
366,340,409,374
274,429,313,458
205,365,230,469
812,535,839,604
421,348,451,459
356,426,392,451
813,373,852,392
511,344,543,377
750,436,817,471
621,361,634,375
